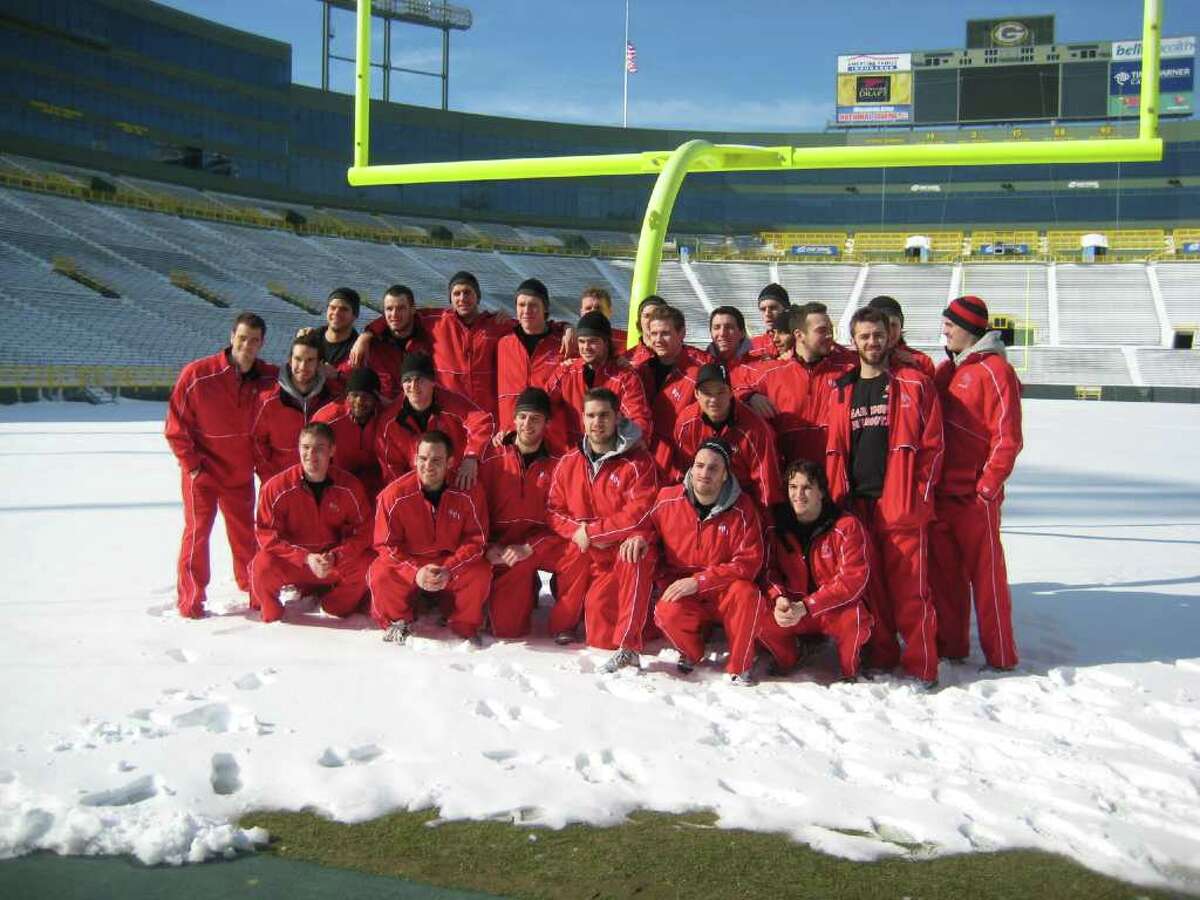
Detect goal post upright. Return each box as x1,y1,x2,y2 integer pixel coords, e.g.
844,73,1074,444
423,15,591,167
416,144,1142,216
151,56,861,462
347,0,1165,345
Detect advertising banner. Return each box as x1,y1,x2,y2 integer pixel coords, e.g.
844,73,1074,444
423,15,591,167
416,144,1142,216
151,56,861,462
1108,58,1193,115
790,245,839,256
836,71,913,123
837,53,911,74
978,243,1031,256
1110,35,1195,61
835,105,913,124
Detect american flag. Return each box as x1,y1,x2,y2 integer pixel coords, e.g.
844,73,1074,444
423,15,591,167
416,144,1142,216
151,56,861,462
625,41,638,74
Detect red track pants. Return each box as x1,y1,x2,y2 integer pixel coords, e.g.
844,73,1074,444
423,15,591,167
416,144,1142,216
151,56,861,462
249,550,371,623
655,579,763,674
176,472,255,618
929,493,1019,669
367,555,493,639
850,498,939,683
546,543,655,651
487,536,570,639
757,600,875,678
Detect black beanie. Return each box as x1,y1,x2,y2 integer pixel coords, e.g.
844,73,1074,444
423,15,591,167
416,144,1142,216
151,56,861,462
328,287,361,317
514,386,552,417
515,277,549,306
695,362,730,387
399,351,436,381
345,367,380,396
757,283,790,307
575,310,613,339
448,270,481,297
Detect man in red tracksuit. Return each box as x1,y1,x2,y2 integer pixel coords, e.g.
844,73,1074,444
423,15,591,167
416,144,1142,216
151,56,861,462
867,295,936,379
674,363,782,508
930,295,1023,670
622,439,765,685
621,295,670,365
733,303,855,466
252,331,335,481
354,271,511,416
312,367,385,499
580,286,628,351
312,287,361,382
480,388,567,639
544,311,652,451
633,305,708,477
369,430,492,644
496,278,570,431
165,313,278,618
707,306,755,374
250,422,372,623
826,307,943,686
757,459,876,680
355,285,436,402
375,352,493,488
748,283,790,359
546,387,658,671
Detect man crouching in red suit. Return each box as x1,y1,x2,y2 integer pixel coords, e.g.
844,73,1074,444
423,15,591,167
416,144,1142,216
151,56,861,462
369,430,492,645
621,439,766,686
758,459,876,681
250,423,373,623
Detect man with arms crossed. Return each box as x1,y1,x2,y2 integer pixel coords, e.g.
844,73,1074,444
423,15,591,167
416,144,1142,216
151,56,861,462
165,312,277,618
250,423,372,623
929,295,1023,670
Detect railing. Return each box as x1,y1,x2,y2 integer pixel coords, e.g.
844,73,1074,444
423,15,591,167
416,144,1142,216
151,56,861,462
0,364,179,389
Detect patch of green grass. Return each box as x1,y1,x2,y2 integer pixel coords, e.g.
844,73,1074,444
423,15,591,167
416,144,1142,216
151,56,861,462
242,809,1178,899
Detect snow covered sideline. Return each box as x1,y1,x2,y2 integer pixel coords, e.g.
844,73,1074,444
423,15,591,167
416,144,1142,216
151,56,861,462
0,399,1198,889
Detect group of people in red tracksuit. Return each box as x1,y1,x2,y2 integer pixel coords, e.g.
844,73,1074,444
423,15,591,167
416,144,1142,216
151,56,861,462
165,269,1022,687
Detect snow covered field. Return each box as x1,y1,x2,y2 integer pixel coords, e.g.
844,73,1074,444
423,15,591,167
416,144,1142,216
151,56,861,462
0,398,1198,892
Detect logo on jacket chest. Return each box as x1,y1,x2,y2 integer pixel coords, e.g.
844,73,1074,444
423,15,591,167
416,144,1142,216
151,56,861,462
448,508,462,520
671,387,682,401
328,501,341,514
718,523,728,535
609,473,621,486
820,544,833,559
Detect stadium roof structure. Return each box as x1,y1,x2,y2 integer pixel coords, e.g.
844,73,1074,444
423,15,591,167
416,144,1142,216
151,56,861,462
345,0,1168,342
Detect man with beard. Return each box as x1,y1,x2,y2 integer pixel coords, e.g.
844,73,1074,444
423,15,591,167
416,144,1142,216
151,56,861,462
250,423,372,624
166,312,277,617
252,331,335,482
313,367,386,499
825,307,943,687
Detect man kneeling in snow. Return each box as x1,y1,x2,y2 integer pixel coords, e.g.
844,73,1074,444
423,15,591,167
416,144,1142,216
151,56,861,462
620,439,765,686
369,430,492,645
250,423,373,623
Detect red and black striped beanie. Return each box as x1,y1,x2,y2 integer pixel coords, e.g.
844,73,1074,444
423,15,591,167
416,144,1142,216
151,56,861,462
943,295,989,336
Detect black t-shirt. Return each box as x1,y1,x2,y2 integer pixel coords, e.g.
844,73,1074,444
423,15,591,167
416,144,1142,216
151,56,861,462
649,357,673,394
516,326,547,357
422,485,446,509
304,476,333,505
849,374,889,499
317,329,358,366
583,364,597,389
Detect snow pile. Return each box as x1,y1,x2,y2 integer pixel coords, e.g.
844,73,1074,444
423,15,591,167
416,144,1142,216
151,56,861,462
0,400,1198,892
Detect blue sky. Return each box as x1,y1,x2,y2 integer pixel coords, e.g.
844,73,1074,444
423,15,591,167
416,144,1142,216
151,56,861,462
160,1,1196,130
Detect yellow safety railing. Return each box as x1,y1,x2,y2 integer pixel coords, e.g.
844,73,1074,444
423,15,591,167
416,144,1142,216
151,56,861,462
0,364,179,389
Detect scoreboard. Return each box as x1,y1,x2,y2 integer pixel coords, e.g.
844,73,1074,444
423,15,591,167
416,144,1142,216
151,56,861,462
835,15,1194,127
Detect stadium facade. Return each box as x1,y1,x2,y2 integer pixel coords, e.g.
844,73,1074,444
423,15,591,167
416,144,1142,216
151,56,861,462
1,0,1198,232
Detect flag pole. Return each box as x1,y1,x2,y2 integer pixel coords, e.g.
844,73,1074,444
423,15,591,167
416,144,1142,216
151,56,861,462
622,0,629,127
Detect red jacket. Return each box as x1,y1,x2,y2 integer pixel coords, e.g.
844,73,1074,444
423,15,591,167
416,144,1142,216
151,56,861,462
373,471,488,582
763,504,873,618
637,482,764,593
673,399,783,507
733,353,854,465
312,400,384,498
251,376,336,481
749,331,777,359
375,386,494,483
933,333,1023,500
547,434,658,547
256,464,372,568
895,340,936,380
165,349,279,488
496,322,568,430
478,437,561,547
634,348,708,476
826,368,944,531
360,318,437,402
544,357,653,451
369,308,511,415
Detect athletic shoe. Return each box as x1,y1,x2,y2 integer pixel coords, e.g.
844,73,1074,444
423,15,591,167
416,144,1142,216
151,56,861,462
553,631,575,645
730,670,757,687
382,620,411,644
676,657,695,674
598,648,640,673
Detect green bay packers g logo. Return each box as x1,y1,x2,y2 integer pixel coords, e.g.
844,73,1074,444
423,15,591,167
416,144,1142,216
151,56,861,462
992,21,1029,46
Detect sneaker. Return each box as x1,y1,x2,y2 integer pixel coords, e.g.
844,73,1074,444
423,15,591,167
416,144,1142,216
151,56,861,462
676,657,695,675
466,632,483,648
598,648,640,674
730,670,757,687
553,631,575,646
382,620,411,644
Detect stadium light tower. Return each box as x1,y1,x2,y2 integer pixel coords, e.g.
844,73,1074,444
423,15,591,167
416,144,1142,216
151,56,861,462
345,0,1164,344
319,0,471,108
